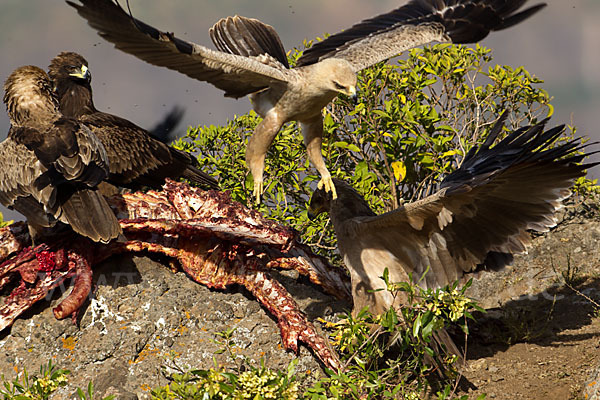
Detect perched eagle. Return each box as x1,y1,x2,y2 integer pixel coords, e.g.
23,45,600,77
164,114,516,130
67,0,545,202
308,115,598,316
48,52,218,190
0,65,121,243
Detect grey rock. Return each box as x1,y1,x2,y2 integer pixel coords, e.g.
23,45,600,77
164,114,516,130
0,254,348,399
583,366,600,400
466,200,600,310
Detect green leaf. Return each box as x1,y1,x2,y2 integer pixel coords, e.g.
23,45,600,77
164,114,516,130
347,144,361,152
412,315,422,337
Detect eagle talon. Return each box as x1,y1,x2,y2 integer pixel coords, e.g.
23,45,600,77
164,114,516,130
318,177,337,200
253,180,264,204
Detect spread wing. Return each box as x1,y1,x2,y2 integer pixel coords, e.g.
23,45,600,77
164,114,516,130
67,0,290,98
209,15,290,69
341,118,596,291
296,0,546,71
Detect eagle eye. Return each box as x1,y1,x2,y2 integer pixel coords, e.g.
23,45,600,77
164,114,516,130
333,82,345,91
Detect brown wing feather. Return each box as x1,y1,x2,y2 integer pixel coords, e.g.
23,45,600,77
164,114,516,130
79,111,218,189
10,119,108,187
59,187,121,243
0,134,121,242
209,15,290,69
67,0,289,98
79,112,167,179
296,0,546,69
0,137,54,225
344,121,595,293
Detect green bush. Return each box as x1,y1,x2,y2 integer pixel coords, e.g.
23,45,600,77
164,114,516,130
151,362,299,400
174,44,563,263
0,361,113,400
0,361,69,400
170,43,591,398
151,330,299,400
147,276,482,400
305,273,483,400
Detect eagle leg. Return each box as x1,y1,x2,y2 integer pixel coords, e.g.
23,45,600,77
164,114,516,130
301,117,338,200
246,110,285,204
317,175,337,200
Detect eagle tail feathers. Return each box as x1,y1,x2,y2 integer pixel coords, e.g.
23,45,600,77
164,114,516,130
61,188,121,243
210,15,290,68
168,148,219,190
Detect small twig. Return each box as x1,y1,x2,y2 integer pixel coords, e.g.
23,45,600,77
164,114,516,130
565,281,600,310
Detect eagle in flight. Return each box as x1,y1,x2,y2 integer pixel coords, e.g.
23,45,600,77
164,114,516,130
68,0,545,202
308,114,598,316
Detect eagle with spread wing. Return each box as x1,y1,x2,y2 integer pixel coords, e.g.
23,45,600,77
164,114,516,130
48,52,218,190
0,66,121,243
67,0,545,202
308,114,598,316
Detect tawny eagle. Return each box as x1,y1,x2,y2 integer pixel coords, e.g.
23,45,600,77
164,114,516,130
309,115,597,316
0,65,121,243
48,52,218,190
67,0,545,202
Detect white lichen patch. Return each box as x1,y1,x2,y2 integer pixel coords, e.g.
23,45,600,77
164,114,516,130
23,319,35,343
155,317,166,329
86,295,124,334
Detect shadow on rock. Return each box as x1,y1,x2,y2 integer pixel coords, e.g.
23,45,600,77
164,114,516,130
461,278,600,360
93,254,143,290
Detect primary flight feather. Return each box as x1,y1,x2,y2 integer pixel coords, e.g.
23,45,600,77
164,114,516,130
308,114,598,316
68,0,545,202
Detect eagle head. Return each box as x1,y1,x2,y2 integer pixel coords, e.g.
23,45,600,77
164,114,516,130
3,65,59,126
48,52,91,86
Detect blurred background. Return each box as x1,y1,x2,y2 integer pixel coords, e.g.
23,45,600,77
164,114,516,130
1,0,599,220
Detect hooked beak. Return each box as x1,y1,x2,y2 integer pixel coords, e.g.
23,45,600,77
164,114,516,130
307,200,329,221
69,65,91,83
348,86,358,104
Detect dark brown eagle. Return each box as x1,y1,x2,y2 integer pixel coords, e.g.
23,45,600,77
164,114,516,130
0,65,121,243
48,51,218,190
67,0,545,202
309,114,598,316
